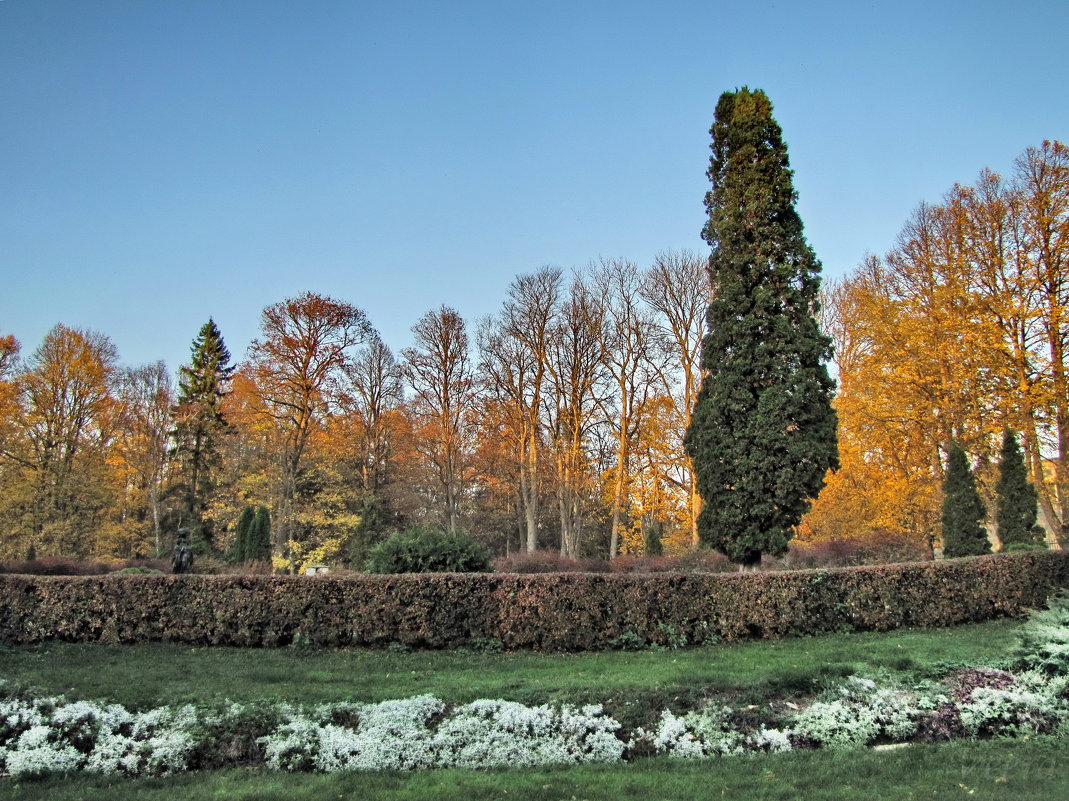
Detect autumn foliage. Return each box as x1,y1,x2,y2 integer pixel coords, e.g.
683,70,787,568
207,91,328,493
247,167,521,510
806,140,1069,554
0,139,1064,568
0,256,709,568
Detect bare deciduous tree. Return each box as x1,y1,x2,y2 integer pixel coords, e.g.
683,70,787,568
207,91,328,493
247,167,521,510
546,274,606,558
341,336,404,495
403,306,476,533
478,267,562,551
641,249,709,546
595,258,661,559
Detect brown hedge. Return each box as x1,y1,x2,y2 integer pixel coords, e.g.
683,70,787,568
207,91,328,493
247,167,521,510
0,552,1066,651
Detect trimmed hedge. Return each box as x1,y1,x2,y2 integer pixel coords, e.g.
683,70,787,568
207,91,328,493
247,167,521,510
0,552,1066,651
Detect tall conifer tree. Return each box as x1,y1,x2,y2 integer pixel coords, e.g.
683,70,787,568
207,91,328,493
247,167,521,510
172,319,234,547
250,505,272,562
684,88,838,566
995,428,1045,549
941,443,991,557
233,505,256,562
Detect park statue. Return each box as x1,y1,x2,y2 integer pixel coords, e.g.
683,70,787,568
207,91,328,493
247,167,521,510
171,527,194,574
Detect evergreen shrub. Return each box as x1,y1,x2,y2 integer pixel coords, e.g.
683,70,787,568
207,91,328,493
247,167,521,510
1003,542,1048,553
942,443,991,558
363,526,492,574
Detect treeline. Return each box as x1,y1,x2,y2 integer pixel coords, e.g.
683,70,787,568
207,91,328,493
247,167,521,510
808,140,1069,553
5,140,1064,569
0,254,708,570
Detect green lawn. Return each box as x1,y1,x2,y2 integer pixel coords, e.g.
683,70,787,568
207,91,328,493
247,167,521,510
2,739,1064,801
0,617,1058,799
0,618,1020,719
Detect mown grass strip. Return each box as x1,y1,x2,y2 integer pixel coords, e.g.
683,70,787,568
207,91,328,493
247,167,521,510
0,618,1019,713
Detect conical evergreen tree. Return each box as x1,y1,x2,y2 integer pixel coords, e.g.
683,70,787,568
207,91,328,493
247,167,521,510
643,519,664,557
348,495,388,569
995,428,1045,550
233,505,256,563
249,505,272,562
172,319,234,548
684,88,838,566
941,443,991,558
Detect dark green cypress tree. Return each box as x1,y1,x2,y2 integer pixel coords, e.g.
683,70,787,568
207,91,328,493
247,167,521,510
683,88,838,567
233,505,256,562
349,495,388,569
172,319,234,548
941,443,991,558
995,428,1045,550
250,505,272,562
643,519,664,557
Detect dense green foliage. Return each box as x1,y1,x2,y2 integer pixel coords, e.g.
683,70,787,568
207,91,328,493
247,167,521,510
232,506,255,562
996,429,1045,549
1013,592,1069,675
685,88,838,566
249,505,271,562
941,443,991,557
0,552,1064,650
363,525,492,574
348,495,389,568
232,505,271,563
643,521,663,557
171,319,234,549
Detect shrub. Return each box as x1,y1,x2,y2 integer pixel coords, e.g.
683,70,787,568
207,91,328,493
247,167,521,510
1014,594,1069,675
0,552,1065,651
1003,541,1048,553
363,526,492,574
788,677,920,749
494,549,732,575
0,558,169,576
783,533,930,569
957,671,1069,737
494,550,608,574
109,567,165,576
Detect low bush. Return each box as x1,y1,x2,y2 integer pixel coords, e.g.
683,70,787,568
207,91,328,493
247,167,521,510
0,552,1066,651
363,526,492,574
0,557,170,576
493,550,610,574
610,551,734,574
1002,542,1049,553
781,534,931,569
493,550,733,574
109,567,165,576
1013,593,1069,675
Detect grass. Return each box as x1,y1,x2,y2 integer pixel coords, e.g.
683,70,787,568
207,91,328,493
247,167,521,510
0,619,1020,717
1,739,1065,801
0,617,1055,798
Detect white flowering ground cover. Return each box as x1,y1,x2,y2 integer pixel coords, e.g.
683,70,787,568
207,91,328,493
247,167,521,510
2,597,1067,780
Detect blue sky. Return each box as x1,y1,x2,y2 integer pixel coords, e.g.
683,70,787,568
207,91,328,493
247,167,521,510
2,0,1066,373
